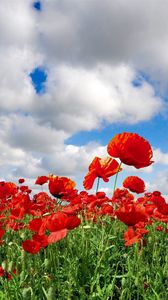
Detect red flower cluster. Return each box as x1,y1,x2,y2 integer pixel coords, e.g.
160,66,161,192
113,188,168,246
0,131,166,266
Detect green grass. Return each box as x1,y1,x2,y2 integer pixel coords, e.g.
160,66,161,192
0,216,167,300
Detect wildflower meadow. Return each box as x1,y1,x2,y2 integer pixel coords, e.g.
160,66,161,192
0,132,167,299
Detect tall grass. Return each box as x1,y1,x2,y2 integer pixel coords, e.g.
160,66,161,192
0,215,167,300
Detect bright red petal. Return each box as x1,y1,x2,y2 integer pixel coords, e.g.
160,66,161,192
83,170,97,190
48,229,68,244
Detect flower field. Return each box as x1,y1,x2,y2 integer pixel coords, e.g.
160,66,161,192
0,132,167,299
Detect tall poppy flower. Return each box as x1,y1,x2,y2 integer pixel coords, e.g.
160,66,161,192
123,176,145,194
83,156,121,190
48,175,76,198
107,132,153,169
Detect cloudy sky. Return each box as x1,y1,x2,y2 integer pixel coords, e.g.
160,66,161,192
1,0,168,196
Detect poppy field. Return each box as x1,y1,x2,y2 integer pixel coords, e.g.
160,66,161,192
0,132,167,299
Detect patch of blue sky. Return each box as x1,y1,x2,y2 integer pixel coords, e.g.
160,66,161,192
29,67,47,94
132,74,143,88
132,70,162,98
33,1,41,11
66,116,168,152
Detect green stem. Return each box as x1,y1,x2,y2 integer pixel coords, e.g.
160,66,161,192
113,162,122,194
96,177,100,193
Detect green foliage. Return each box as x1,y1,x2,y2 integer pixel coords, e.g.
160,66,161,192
0,217,167,299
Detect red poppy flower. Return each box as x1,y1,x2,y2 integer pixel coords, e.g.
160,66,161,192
6,220,25,231
48,175,76,198
156,225,163,231
0,228,5,239
157,203,168,215
0,266,5,277
100,204,114,215
124,226,141,246
28,218,43,232
28,217,47,235
19,186,29,193
35,176,49,185
0,181,17,199
83,156,122,190
123,176,145,194
22,240,41,254
46,212,67,232
107,132,153,169
62,205,81,215
32,234,49,248
150,191,166,207
115,203,148,226
10,207,25,219
112,188,134,205
18,178,25,184
145,203,156,215
66,215,81,230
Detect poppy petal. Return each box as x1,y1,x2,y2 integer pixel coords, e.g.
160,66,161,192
48,229,68,244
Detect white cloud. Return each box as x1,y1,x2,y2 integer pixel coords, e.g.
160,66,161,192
40,143,107,177
39,0,168,84
0,0,168,196
0,1,43,115
153,148,168,165
0,1,36,47
145,148,168,198
147,170,168,195
1,114,68,152
31,64,163,134
0,140,45,180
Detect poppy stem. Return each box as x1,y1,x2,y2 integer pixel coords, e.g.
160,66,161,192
113,162,122,195
96,177,100,193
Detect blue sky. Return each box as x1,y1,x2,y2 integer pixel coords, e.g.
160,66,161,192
0,0,168,198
